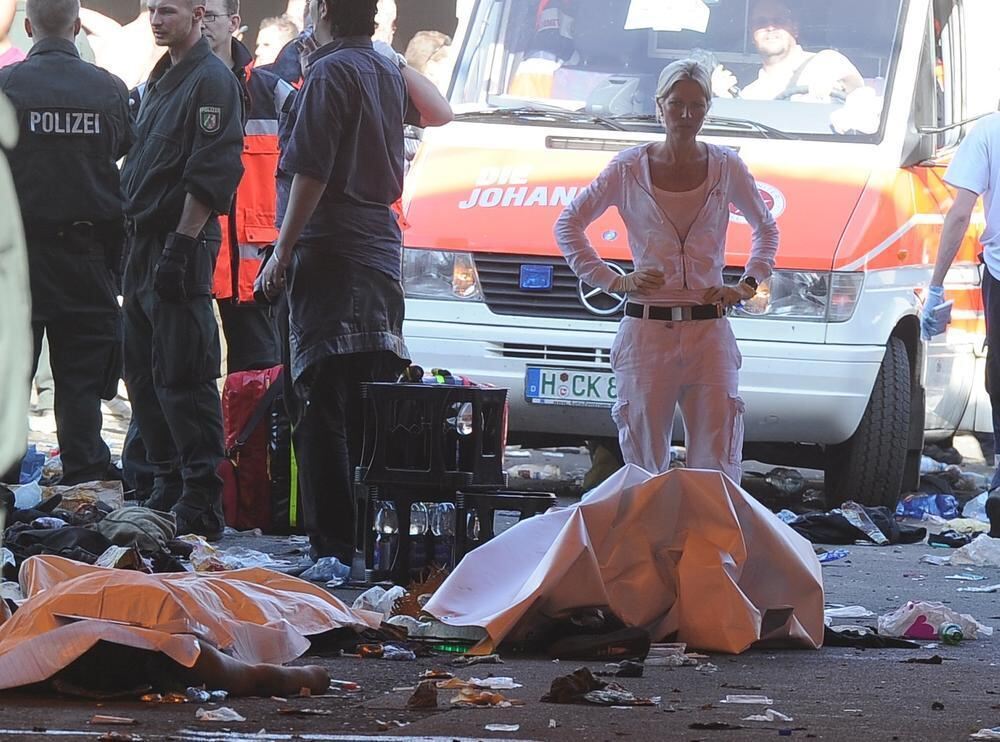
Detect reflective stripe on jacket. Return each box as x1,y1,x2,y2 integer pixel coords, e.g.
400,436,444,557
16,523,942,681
215,40,295,302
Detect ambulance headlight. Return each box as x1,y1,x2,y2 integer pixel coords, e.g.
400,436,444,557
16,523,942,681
402,249,484,301
735,271,863,322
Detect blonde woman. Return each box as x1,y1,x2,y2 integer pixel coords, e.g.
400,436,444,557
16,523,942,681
554,59,779,482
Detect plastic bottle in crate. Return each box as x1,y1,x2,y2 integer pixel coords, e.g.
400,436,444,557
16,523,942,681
430,502,457,568
408,501,429,575
373,501,398,573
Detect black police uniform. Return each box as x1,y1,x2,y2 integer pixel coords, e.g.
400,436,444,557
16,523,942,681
0,37,133,485
120,37,243,535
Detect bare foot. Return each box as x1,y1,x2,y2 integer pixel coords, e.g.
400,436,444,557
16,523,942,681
191,642,329,697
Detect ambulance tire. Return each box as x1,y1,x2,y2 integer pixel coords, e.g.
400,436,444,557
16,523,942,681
824,337,910,509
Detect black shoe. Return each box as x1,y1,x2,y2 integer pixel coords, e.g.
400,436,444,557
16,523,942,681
927,529,973,548
547,626,651,661
171,503,224,542
987,491,1000,539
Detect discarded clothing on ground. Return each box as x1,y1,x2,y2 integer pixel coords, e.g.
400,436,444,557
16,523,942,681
424,466,825,655
4,524,113,577
95,507,176,553
0,555,381,690
788,504,926,545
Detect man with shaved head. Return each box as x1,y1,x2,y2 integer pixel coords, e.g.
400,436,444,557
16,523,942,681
0,0,133,485
120,0,244,539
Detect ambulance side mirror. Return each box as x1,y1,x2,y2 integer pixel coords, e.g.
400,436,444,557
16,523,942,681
901,130,935,168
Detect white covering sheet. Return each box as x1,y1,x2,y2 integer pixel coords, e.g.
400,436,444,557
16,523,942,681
425,466,824,654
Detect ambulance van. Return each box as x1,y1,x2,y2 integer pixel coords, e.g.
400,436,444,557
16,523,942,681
400,0,1000,507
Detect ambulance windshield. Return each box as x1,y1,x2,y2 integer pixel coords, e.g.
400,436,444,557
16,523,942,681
451,0,906,140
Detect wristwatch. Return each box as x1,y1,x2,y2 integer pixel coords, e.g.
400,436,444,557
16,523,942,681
740,275,759,293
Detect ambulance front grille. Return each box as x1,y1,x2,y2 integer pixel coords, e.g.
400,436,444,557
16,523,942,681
474,253,632,321
489,343,612,368
474,253,745,321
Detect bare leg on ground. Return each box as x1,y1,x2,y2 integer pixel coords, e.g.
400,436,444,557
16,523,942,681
190,642,330,696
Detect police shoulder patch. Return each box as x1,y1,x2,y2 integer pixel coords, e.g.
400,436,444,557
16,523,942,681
199,106,222,134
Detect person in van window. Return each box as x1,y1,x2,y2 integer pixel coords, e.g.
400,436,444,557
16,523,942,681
712,0,863,103
554,59,779,481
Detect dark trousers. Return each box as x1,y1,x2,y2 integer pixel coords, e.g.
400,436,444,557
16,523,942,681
984,266,1000,488
292,352,401,561
122,230,224,520
217,298,280,373
25,232,120,485
121,415,155,500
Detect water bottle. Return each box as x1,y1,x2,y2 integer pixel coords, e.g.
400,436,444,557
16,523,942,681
939,622,963,645
408,502,429,575
373,501,398,573
467,508,481,544
920,455,949,475
431,502,457,568
764,467,806,496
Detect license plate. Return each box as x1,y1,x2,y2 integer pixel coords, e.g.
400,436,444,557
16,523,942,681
525,367,617,407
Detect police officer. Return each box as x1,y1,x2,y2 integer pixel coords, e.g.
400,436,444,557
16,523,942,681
0,0,132,486
121,0,243,539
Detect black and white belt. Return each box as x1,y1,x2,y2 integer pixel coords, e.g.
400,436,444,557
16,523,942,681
624,302,725,321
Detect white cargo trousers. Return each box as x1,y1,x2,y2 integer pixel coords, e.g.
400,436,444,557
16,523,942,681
610,316,744,482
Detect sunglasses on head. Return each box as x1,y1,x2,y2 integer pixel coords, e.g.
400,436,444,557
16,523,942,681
751,13,793,29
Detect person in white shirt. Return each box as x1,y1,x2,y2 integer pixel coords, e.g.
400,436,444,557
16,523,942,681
921,113,1000,528
712,0,863,103
554,59,779,482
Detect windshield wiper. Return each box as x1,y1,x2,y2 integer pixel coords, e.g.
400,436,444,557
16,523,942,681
704,114,795,140
609,113,795,140
455,106,628,132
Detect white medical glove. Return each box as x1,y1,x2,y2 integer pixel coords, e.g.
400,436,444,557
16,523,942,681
920,285,952,340
610,268,665,295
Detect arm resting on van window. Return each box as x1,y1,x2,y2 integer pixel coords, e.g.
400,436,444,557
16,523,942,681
930,188,979,287
729,155,779,282
554,155,627,292
403,66,453,127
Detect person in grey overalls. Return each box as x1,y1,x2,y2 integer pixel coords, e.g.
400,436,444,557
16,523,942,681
121,0,244,539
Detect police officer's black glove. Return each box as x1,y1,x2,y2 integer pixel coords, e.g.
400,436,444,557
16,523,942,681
154,232,198,302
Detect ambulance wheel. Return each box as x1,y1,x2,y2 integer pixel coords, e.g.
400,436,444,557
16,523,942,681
824,337,910,509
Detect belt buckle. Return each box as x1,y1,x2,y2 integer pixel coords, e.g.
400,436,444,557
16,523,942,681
670,306,684,321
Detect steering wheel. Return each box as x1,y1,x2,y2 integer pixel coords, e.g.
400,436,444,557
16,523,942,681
775,85,848,103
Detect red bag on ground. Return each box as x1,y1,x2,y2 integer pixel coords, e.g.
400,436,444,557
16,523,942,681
219,366,302,534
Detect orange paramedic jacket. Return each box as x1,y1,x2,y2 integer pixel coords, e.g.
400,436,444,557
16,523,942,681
215,40,295,302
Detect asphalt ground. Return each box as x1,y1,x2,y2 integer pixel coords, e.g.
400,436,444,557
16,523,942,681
3,531,1000,741
7,418,999,741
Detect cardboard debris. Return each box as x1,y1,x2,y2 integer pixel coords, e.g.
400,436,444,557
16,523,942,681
406,680,439,710
450,687,520,708
90,715,137,726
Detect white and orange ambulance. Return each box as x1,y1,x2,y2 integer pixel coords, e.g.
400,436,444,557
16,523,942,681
400,0,1000,506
